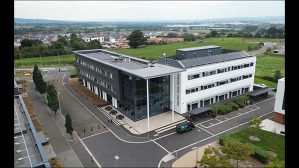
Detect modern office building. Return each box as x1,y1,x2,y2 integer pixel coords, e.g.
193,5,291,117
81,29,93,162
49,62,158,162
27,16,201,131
73,45,256,122
274,78,285,124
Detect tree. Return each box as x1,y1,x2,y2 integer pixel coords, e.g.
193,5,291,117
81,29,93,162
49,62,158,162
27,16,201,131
265,156,285,168
32,64,39,84
65,113,74,138
199,147,233,168
210,30,218,37
248,117,263,139
221,141,254,168
35,69,47,94
127,30,146,48
46,84,59,114
167,33,177,38
273,70,282,82
89,40,102,49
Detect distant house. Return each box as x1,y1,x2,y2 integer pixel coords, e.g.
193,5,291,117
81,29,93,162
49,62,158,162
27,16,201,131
14,41,21,47
83,37,104,43
109,37,116,43
42,39,51,45
51,37,58,43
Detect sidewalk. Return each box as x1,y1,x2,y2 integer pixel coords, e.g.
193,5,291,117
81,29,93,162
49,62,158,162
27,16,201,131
172,141,220,167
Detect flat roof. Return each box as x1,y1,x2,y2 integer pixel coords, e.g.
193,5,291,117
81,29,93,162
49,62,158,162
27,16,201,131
73,49,185,79
188,106,211,115
247,88,271,97
177,45,220,52
178,51,252,68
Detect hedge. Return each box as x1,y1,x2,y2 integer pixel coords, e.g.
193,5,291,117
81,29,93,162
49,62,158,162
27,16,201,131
219,135,239,146
233,95,249,108
246,143,270,164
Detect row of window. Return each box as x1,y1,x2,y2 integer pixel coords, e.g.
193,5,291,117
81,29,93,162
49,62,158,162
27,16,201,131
186,74,253,94
77,58,114,79
188,62,254,80
187,86,250,111
79,69,115,93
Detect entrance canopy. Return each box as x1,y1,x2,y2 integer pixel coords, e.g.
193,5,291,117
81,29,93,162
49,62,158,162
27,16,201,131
188,106,211,115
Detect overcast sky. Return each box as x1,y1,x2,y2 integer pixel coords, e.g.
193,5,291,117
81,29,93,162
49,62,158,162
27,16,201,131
15,1,285,21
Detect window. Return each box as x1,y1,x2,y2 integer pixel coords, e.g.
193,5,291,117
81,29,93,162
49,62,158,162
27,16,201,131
244,63,250,68
186,89,191,94
218,80,228,86
191,103,198,110
250,62,254,66
217,68,226,73
188,74,200,80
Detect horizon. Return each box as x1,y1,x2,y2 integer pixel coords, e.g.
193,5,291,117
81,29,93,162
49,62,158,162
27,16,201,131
15,1,285,22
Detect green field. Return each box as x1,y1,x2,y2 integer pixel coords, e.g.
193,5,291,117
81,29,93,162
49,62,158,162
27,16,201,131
110,38,262,60
229,128,285,161
14,54,75,68
255,54,285,78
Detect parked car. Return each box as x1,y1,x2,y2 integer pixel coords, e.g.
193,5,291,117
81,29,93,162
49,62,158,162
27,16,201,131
176,121,195,134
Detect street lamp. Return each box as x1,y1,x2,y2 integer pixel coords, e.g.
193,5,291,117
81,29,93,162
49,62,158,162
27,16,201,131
192,130,200,168
114,155,119,168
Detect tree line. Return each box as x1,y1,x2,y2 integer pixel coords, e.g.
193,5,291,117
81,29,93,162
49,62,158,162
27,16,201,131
14,33,102,60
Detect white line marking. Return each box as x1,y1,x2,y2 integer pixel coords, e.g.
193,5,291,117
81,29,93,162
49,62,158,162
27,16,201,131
151,140,171,154
153,132,176,141
215,118,222,122
196,126,214,136
173,111,274,154
81,130,110,140
36,91,84,168
200,106,260,129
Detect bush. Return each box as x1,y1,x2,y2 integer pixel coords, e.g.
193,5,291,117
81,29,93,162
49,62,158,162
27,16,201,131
219,135,239,146
225,104,233,113
246,143,270,164
233,95,249,108
229,102,239,111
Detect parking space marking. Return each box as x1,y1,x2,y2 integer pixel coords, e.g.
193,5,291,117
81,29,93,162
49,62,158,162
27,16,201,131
172,111,274,154
196,125,214,136
199,106,260,129
215,118,222,122
152,140,171,154
81,130,110,140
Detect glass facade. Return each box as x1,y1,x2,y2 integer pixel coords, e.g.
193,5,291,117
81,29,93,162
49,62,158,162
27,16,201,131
118,73,170,121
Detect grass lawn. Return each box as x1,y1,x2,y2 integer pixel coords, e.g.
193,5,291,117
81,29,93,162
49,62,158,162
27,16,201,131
255,54,285,79
254,77,277,88
14,54,75,68
229,128,285,161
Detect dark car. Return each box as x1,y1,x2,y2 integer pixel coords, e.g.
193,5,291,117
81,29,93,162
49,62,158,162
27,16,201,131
176,121,195,134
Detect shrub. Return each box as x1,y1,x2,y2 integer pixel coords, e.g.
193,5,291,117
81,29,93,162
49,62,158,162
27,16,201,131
219,135,239,146
225,104,233,113
234,95,249,108
110,110,117,115
246,143,270,164
229,102,239,111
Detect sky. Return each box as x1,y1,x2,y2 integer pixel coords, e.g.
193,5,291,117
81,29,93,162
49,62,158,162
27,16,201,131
14,1,285,21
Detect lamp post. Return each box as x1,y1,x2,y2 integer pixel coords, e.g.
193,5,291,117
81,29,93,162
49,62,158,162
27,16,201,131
192,130,200,168
114,155,119,168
